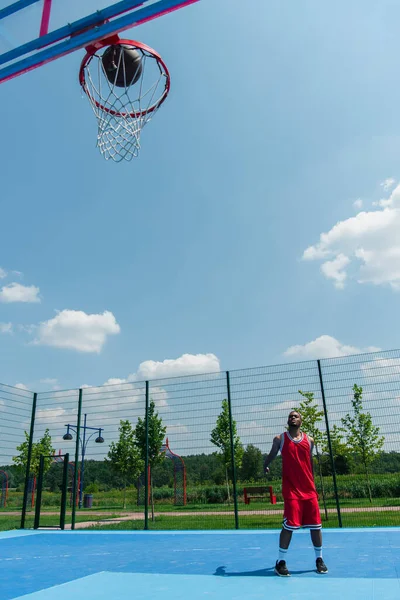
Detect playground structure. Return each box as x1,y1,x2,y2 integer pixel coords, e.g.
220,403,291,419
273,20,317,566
160,438,187,506
138,438,187,506
34,452,70,530
53,450,80,507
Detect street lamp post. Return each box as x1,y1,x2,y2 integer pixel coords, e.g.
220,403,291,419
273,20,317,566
63,414,104,508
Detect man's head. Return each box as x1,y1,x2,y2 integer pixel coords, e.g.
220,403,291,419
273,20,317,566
287,411,302,428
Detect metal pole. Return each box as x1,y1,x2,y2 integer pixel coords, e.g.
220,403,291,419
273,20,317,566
39,0,52,36
80,413,87,508
317,360,342,528
21,392,38,528
71,388,83,530
60,453,69,530
34,454,44,529
144,381,149,530
226,371,239,530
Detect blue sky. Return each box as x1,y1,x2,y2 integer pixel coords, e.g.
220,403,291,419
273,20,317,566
1,0,400,393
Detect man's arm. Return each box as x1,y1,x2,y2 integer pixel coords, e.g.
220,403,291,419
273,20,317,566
264,435,281,474
309,436,315,476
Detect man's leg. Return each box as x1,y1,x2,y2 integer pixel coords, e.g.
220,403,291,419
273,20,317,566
275,498,301,576
280,527,293,551
310,528,322,549
275,527,292,576
310,529,328,573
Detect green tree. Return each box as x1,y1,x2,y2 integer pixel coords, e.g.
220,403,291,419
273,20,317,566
13,429,54,478
210,399,244,503
134,400,167,520
322,424,352,475
293,391,328,519
240,444,263,482
107,419,144,508
341,384,385,502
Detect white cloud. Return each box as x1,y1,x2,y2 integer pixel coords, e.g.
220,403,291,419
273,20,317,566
302,244,330,261
34,309,120,353
320,253,350,289
360,356,400,381
79,353,221,412
303,183,400,289
0,322,13,334
0,282,40,303
85,378,145,411
0,267,7,279
284,335,381,360
381,177,396,191
133,353,221,381
373,198,392,208
102,377,126,386
35,407,67,422
18,324,37,334
165,423,189,435
353,199,363,210
40,378,58,385
15,383,29,391
149,386,169,407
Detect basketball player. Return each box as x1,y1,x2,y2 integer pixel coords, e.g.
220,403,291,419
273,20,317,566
264,411,328,576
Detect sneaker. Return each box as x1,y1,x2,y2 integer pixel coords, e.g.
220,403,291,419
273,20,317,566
275,560,290,577
316,557,328,574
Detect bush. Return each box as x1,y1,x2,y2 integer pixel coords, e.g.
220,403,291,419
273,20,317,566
85,483,99,493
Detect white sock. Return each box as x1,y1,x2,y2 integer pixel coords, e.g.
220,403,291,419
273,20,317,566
314,546,323,559
278,547,288,562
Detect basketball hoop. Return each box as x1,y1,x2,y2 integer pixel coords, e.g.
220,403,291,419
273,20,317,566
79,38,170,162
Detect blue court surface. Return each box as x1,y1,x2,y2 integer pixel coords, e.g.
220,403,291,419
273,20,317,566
0,529,399,600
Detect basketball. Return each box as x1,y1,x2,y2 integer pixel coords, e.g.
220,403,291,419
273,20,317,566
102,45,143,87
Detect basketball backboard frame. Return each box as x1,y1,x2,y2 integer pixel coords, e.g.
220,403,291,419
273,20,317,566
0,0,200,84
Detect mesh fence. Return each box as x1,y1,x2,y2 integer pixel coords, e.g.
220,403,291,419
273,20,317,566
22,388,79,529
0,383,34,514
229,361,331,529
0,349,399,531
320,349,400,528
145,371,232,530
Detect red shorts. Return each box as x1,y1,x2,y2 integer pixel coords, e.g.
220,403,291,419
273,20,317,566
283,496,321,530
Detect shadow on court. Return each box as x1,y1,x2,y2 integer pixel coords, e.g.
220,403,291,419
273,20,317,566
214,565,315,577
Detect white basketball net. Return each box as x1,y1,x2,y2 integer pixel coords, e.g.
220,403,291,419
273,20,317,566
81,43,169,162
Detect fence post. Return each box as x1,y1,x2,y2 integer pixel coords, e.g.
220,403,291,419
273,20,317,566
226,371,239,530
144,380,149,531
317,360,342,528
71,388,83,531
21,392,38,529
60,453,69,530
34,454,45,530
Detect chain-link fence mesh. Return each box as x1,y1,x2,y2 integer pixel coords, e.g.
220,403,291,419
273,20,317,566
21,388,79,529
145,372,233,530
0,383,34,520
320,349,400,528
228,361,338,528
1,350,399,531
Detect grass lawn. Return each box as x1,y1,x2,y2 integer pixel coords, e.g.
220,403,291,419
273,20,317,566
86,510,400,531
0,513,122,531
1,497,399,531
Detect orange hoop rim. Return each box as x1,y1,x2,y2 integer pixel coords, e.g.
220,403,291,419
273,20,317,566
79,38,170,118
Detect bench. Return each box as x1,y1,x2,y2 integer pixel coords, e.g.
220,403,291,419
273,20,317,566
243,486,277,505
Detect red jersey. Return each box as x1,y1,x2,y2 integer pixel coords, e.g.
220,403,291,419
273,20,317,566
280,431,317,500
